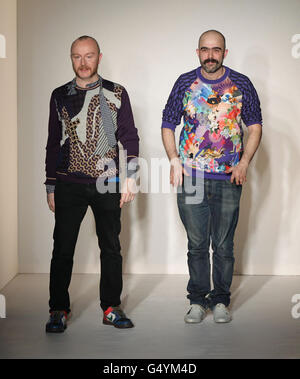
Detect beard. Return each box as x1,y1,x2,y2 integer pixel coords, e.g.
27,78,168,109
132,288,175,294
201,57,224,74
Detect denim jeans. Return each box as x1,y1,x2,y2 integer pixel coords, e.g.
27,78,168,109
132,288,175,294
49,181,122,313
177,176,242,309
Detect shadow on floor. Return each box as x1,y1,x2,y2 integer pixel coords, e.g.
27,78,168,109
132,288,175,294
230,275,272,310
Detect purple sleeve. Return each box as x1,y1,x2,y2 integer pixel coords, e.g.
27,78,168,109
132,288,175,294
229,70,262,127
116,88,139,176
241,78,263,127
44,92,62,185
162,70,197,131
162,76,185,131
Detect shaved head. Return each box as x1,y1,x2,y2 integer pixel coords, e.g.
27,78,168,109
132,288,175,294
198,30,226,50
71,35,100,55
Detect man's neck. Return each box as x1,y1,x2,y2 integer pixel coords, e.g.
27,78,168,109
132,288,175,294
200,66,225,81
75,74,100,88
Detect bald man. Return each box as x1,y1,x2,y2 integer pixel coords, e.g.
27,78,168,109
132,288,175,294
45,36,139,332
162,30,262,323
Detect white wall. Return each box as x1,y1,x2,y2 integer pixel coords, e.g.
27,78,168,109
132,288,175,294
18,0,300,275
0,0,18,290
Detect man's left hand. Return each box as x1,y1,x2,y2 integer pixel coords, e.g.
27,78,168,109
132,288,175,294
226,161,248,185
120,177,137,208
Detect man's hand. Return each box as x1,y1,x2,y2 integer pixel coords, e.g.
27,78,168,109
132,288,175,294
170,157,189,187
161,128,189,187
120,177,137,208
226,123,262,185
226,161,248,185
47,193,55,212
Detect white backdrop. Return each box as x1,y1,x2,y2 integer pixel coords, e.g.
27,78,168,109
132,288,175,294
0,0,18,290
18,0,300,275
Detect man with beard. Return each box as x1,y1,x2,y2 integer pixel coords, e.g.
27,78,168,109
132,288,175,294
161,30,262,323
45,36,139,332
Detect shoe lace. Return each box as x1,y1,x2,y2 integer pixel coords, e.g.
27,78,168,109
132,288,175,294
51,311,65,322
112,307,127,319
215,304,229,313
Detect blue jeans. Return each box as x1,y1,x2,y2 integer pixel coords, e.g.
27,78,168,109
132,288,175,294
177,177,242,309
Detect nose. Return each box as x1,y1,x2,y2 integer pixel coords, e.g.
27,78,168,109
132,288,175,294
80,57,86,67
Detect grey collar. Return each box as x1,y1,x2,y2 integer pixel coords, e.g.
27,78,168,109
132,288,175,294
67,76,101,95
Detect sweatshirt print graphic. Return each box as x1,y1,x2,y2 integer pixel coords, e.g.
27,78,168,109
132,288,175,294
162,66,262,179
45,78,139,185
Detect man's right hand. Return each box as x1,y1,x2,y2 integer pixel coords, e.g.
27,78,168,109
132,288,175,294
47,193,55,212
170,157,189,187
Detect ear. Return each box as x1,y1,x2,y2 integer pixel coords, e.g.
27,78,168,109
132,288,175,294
98,53,103,64
196,48,200,58
223,49,228,59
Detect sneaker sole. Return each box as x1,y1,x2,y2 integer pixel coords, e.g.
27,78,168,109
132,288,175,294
214,318,231,323
184,317,205,324
184,320,203,324
46,324,67,333
103,319,134,329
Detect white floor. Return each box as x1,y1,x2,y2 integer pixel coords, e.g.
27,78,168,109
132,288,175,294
0,274,300,359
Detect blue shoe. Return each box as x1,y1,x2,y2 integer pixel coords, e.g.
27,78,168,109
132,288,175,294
46,311,68,333
103,306,134,329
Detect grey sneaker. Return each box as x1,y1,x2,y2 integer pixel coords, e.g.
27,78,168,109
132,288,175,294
213,303,232,323
184,304,206,323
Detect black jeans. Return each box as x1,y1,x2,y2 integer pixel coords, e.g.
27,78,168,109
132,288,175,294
49,181,122,313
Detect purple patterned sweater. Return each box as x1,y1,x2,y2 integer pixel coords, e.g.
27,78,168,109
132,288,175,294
45,78,139,187
162,66,262,179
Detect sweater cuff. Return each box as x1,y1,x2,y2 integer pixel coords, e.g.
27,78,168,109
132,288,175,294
44,176,57,186
245,120,263,127
161,121,177,131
